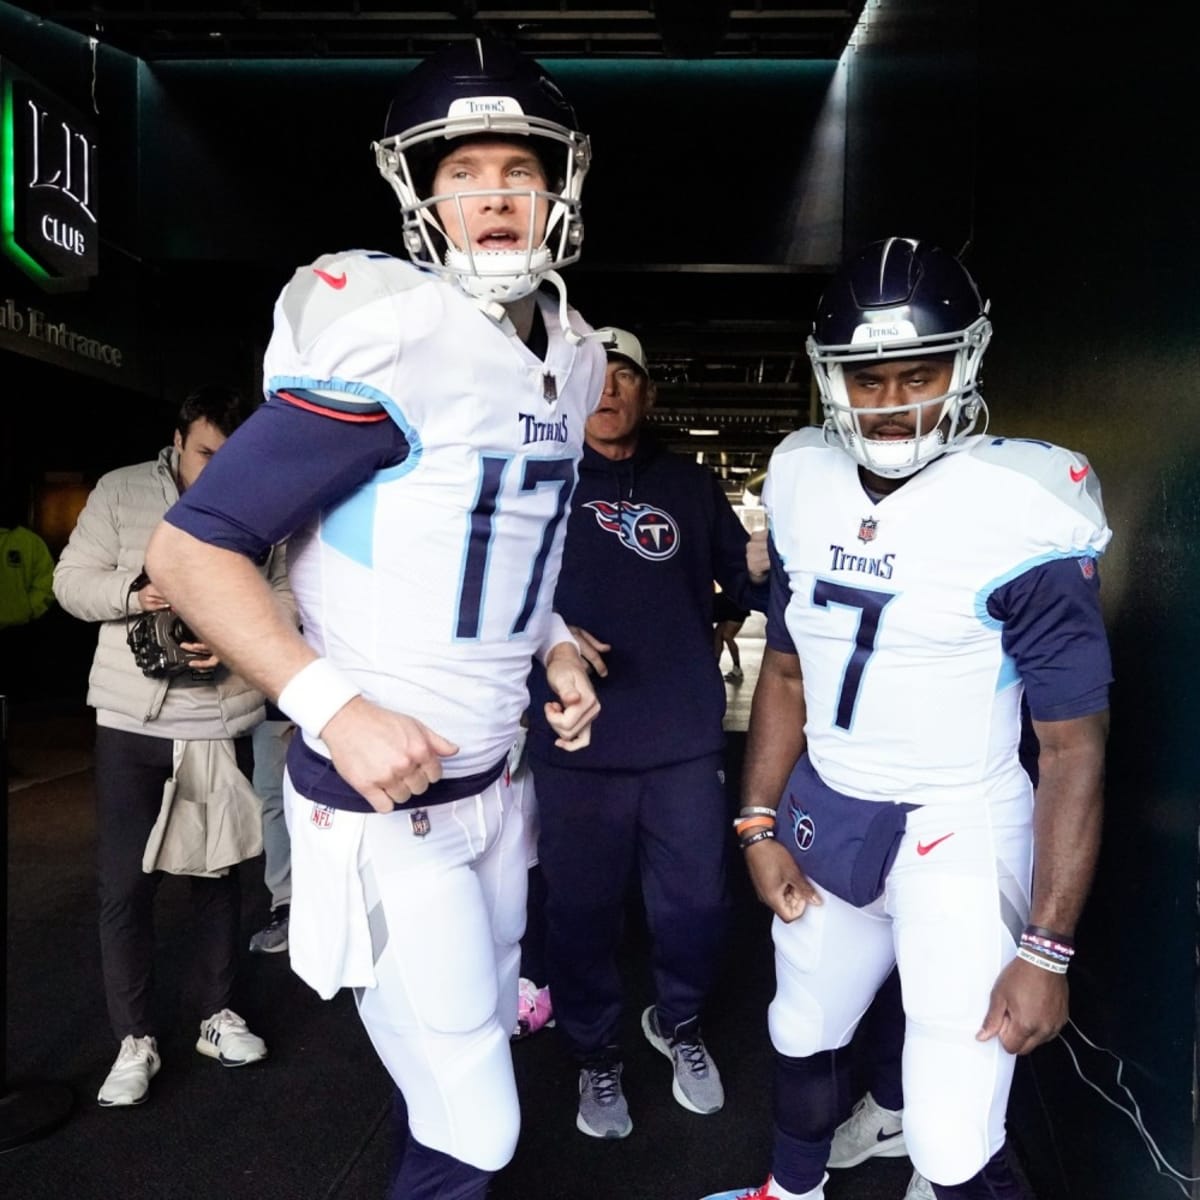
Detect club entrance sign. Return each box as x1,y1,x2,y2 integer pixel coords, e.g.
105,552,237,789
2,63,98,287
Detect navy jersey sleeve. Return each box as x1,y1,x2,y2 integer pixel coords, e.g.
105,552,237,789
765,532,798,654
985,556,1112,721
165,396,410,558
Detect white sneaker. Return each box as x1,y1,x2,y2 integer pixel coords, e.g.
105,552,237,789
97,1034,160,1107
827,1091,907,1168
905,1170,936,1200
196,1008,268,1067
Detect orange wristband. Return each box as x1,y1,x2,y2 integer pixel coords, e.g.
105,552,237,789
732,815,776,837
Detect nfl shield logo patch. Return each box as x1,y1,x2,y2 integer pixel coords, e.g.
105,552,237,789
410,809,431,838
857,516,879,544
310,804,335,829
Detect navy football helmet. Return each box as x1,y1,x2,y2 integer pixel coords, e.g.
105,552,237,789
373,37,591,305
807,237,992,477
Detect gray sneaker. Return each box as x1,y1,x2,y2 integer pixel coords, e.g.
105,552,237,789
641,1006,724,1115
249,904,289,954
577,1058,633,1139
828,1091,906,1168
906,1171,936,1200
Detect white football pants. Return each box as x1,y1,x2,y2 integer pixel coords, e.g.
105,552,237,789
285,771,528,1172
768,794,1034,1186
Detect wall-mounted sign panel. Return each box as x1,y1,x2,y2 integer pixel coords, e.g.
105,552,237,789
1,62,98,287
0,247,151,395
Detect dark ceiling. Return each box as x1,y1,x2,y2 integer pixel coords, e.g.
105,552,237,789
18,2,866,497
22,3,866,62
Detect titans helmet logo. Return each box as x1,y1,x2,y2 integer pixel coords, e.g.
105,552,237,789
787,794,815,852
585,500,680,561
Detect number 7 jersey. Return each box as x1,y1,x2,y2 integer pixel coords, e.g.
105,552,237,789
266,251,606,777
763,427,1112,807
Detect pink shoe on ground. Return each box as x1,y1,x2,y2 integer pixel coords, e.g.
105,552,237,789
512,978,555,1039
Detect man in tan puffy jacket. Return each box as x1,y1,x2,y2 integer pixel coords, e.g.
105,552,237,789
54,384,294,1108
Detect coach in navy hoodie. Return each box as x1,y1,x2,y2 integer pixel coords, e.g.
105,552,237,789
527,327,768,1141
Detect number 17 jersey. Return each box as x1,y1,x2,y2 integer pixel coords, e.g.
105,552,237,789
266,252,606,778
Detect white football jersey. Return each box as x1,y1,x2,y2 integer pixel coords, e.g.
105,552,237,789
764,428,1110,806
264,250,606,776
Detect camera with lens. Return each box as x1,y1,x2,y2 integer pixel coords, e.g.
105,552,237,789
126,572,215,682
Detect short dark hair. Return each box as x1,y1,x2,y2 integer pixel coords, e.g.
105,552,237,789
176,384,254,441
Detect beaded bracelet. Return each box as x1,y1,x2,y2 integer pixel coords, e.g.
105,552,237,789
738,828,776,851
1021,931,1075,959
1016,945,1068,975
1023,924,1075,950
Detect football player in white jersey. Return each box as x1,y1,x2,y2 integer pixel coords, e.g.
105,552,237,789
147,38,605,1200
701,239,1112,1200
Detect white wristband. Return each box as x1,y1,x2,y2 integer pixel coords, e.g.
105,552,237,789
276,659,361,740
1015,945,1069,975
537,612,579,665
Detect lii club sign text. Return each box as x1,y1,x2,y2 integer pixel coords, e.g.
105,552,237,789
2,64,99,286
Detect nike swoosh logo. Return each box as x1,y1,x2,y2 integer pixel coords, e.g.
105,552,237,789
916,833,955,856
876,1129,903,1143
1069,464,1089,483
313,268,347,290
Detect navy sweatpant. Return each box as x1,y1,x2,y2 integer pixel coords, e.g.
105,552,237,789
530,752,731,1057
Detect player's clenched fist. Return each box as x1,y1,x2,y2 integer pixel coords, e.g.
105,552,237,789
976,955,1069,1055
320,695,459,814
745,839,823,922
746,527,770,582
543,640,601,751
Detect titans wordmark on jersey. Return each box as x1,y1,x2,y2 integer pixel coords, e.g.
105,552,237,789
264,250,606,777
764,428,1110,807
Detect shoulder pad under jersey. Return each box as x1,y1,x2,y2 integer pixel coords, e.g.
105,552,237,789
770,425,828,461
278,250,431,356
966,436,1106,530
267,251,436,419
762,427,832,513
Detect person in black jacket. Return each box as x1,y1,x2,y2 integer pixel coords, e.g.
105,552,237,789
526,327,769,1139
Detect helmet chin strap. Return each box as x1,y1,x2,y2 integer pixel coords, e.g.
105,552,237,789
473,269,606,348
543,270,607,345
476,297,518,335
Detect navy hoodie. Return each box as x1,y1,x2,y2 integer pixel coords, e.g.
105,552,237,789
527,434,767,771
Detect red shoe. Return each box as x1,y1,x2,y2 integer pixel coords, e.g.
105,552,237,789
512,978,555,1039
699,1177,819,1200
698,1182,777,1200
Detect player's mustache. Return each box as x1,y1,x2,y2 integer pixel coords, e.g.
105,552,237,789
864,418,918,437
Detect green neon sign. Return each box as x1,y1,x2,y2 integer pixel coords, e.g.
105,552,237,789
1,65,98,287
1,75,52,283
